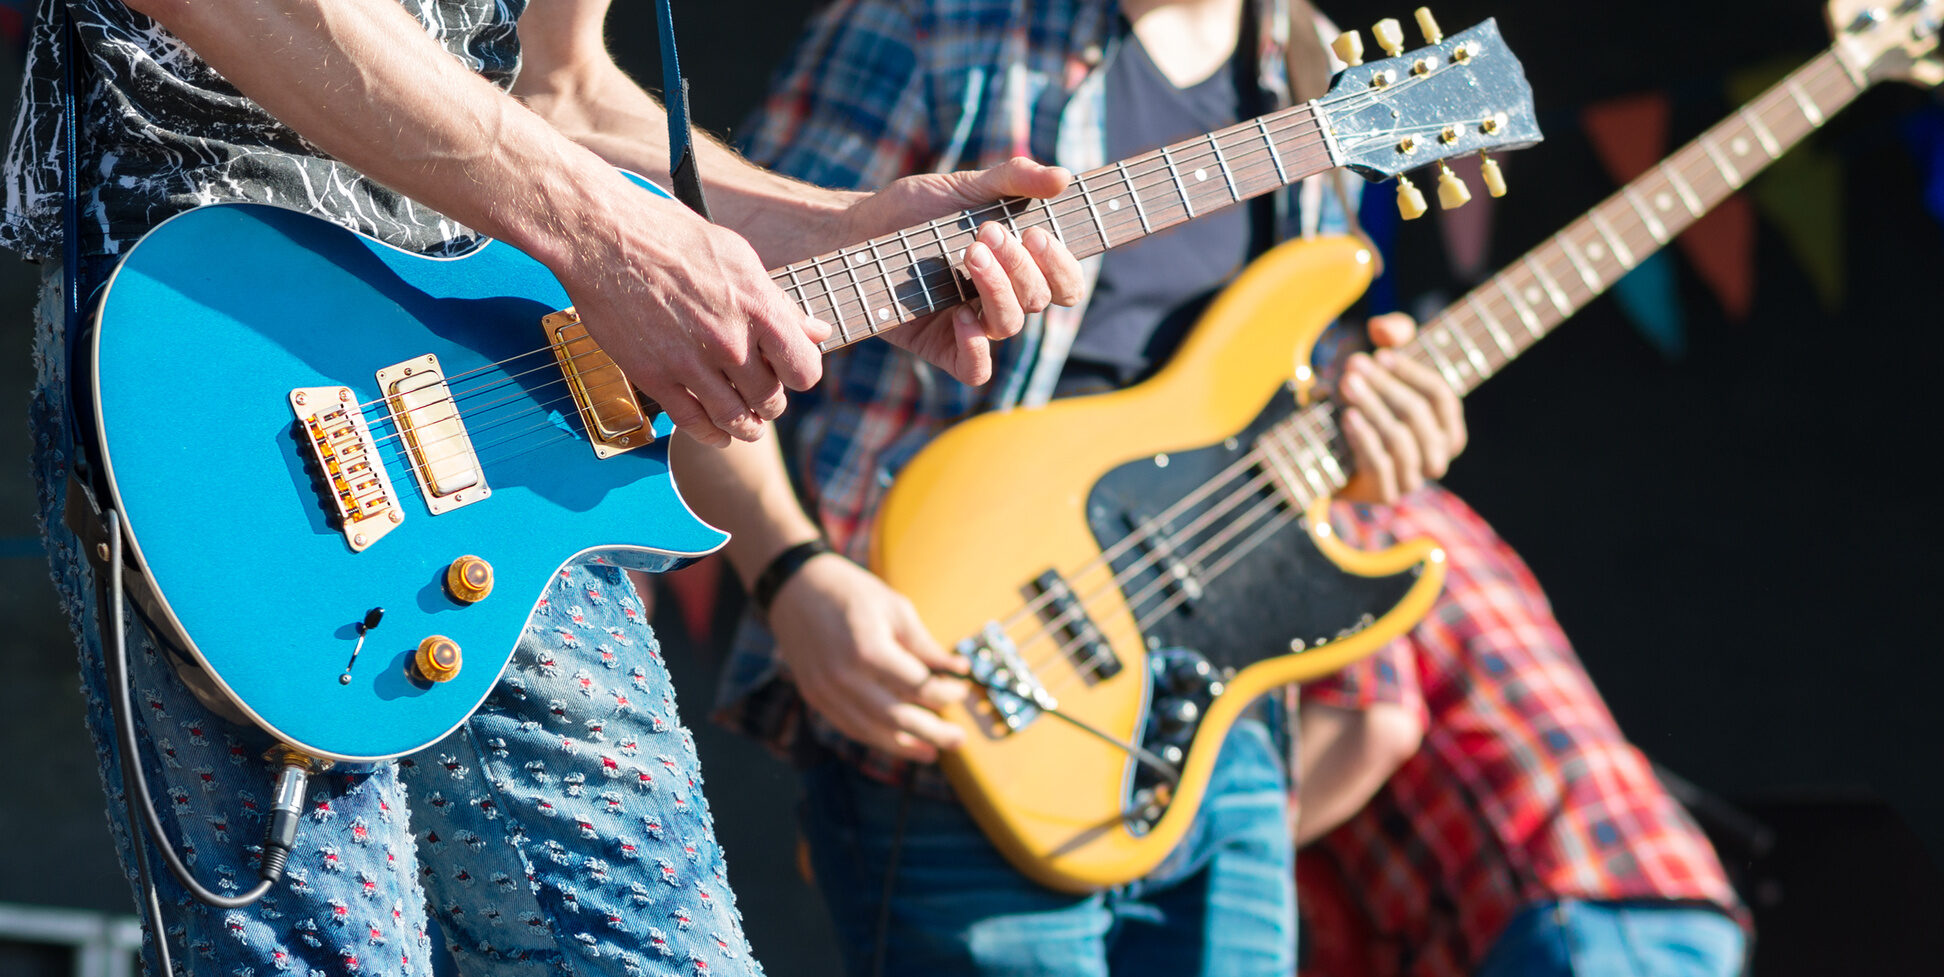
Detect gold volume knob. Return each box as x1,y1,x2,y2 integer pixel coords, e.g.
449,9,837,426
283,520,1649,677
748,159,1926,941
414,636,462,683
445,555,494,603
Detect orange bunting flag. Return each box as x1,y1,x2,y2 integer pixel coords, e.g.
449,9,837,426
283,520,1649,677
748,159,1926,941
1582,92,1757,321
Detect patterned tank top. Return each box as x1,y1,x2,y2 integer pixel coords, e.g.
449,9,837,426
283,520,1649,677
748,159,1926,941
0,0,526,262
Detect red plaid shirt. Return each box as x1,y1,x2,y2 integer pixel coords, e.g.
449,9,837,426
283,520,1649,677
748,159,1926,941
1299,486,1743,977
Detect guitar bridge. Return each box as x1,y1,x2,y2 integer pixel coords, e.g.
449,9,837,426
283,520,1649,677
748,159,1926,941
543,308,652,458
291,386,403,552
960,623,1048,734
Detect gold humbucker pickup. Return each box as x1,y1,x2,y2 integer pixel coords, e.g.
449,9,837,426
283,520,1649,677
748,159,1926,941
376,353,488,516
542,308,651,459
291,386,403,552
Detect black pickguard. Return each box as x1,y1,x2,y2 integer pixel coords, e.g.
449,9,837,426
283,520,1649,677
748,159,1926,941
1083,389,1423,675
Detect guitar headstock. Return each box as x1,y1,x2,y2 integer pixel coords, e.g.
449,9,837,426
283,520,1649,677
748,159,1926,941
1316,12,1541,211
1829,0,1943,87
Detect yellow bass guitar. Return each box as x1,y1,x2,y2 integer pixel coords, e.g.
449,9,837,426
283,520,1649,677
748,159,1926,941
873,0,1940,893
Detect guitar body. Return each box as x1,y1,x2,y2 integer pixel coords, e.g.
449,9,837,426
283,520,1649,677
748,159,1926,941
874,236,1446,892
91,178,726,763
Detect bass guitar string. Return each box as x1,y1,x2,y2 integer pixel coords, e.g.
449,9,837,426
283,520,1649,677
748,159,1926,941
993,85,1827,689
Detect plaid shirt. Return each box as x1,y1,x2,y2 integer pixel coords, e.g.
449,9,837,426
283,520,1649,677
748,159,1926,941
1299,487,1744,977
715,0,1351,790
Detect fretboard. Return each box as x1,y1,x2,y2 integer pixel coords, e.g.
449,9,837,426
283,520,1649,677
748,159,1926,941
770,102,1336,353
1253,47,1867,508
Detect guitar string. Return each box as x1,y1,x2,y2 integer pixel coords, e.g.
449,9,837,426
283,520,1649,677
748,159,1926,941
330,55,1486,433
338,53,1492,466
329,58,1523,514
344,109,1333,453
994,65,1852,694
345,120,1344,475
367,48,1782,538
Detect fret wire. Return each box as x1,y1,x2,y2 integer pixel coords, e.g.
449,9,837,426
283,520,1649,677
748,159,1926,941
1700,137,1745,189
1555,229,1603,294
1466,294,1517,359
1207,132,1239,202
1588,209,1636,269
1038,195,1069,251
1495,275,1543,338
1419,332,1464,390
1658,161,1705,217
1522,256,1572,317
1294,415,1347,490
892,227,935,317
1622,186,1670,244
1256,117,1288,184
1738,105,1781,159
1115,161,1152,233
1785,76,1826,126
1447,316,1494,378
927,219,969,305
1159,145,1194,219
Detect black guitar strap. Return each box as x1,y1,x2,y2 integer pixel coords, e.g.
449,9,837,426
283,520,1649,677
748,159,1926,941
655,0,712,220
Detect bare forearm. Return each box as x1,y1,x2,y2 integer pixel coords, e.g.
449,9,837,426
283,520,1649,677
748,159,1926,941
669,434,824,589
510,4,856,265
127,0,651,276
1294,703,1421,846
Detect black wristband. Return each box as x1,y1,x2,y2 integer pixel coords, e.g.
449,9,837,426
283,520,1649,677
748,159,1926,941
751,539,832,615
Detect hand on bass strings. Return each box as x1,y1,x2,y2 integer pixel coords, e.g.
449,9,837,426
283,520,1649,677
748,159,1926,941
765,552,971,762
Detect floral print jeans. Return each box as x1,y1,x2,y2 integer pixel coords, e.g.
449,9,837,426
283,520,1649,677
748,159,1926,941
31,269,763,976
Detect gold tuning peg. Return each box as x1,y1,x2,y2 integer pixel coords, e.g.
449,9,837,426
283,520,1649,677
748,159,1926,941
1396,176,1428,221
1331,30,1365,67
1437,164,1472,210
1373,18,1405,57
1479,153,1507,198
1415,8,1443,45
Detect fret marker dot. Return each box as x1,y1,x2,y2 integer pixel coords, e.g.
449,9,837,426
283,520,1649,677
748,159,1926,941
877,308,890,321
1108,198,1121,211
853,253,868,265
1588,242,1606,261
1655,192,1674,211
1194,168,1208,182
1731,137,1749,156
1525,287,1543,305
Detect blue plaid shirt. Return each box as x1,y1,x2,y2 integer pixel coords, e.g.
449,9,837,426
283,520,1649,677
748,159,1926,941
716,0,1357,792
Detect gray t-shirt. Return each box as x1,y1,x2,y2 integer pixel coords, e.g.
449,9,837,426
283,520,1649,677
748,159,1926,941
1,0,526,262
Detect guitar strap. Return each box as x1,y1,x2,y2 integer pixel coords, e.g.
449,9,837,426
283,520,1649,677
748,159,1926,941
654,0,712,219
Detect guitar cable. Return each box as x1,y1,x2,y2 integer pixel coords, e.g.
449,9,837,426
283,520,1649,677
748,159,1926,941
100,509,311,954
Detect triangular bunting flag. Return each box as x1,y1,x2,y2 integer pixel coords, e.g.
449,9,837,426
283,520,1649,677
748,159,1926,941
1734,58,1845,312
1583,90,1758,324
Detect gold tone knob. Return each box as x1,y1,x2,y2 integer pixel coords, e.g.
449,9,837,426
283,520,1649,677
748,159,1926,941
1331,30,1365,67
414,636,462,683
1437,164,1472,210
1396,176,1428,221
1480,154,1508,198
1373,18,1405,57
445,555,494,603
1415,7,1443,44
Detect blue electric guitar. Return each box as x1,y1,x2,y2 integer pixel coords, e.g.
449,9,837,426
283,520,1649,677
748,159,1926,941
89,17,1538,762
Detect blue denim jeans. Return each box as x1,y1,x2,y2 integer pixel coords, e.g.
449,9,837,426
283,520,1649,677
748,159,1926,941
799,717,1295,977
1475,900,1746,977
32,270,763,975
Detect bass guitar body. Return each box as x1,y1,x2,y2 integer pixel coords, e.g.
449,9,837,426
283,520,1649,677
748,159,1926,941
873,236,1446,893
91,178,726,764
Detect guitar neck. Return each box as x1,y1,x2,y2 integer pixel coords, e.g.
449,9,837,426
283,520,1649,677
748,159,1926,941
1257,46,1869,504
770,102,1337,354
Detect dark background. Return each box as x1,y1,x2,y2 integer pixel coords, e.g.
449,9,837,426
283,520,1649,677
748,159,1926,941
2,1,1941,974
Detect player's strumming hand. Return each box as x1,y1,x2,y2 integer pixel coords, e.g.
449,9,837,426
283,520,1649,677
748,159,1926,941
1336,313,1469,504
766,552,970,762
557,185,832,449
